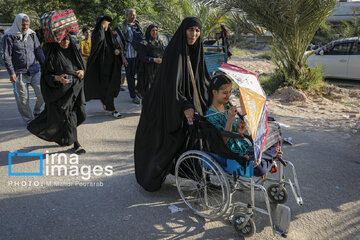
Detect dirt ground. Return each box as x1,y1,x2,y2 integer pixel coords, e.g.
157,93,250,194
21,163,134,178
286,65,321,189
230,53,276,76
1,52,360,240
228,53,360,137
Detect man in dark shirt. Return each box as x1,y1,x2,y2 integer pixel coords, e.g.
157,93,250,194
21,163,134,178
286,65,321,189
3,13,45,125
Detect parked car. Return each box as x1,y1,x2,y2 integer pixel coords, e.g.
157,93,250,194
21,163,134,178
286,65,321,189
306,37,360,80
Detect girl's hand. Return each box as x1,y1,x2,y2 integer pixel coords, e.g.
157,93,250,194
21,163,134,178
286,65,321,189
184,108,195,125
275,151,283,159
114,49,120,55
237,120,247,134
228,106,237,120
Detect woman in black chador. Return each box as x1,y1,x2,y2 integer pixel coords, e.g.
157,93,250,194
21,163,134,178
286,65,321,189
27,35,87,154
137,24,164,97
134,17,211,192
84,16,123,118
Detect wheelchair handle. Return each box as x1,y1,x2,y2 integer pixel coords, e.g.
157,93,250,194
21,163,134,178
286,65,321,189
277,158,287,167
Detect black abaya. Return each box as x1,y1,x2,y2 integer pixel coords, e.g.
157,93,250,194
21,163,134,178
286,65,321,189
27,38,86,146
84,16,122,111
134,17,211,192
137,24,164,97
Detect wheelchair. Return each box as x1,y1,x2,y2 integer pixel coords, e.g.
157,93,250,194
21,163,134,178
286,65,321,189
174,115,303,238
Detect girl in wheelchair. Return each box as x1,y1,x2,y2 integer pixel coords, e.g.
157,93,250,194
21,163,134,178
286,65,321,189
206,74,282,177
176,74,302,238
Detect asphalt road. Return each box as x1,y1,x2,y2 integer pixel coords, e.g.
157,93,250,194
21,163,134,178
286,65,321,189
0,68,359,240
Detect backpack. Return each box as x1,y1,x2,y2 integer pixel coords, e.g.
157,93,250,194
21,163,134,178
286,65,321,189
40,9,79,43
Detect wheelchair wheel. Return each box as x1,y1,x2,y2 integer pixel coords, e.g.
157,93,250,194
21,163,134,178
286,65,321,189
232,213,256,238
175,150,230,219
267,184,288,204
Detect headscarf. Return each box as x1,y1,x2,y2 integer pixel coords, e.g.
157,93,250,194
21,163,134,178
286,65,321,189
6,13,35,42
145,24,158,41
134,17,211,192
143,16,209,132
93,16,113,34
84,15,122,101
88,15,117,60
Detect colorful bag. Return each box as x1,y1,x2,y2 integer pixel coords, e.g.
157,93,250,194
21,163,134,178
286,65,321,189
40,9,79,43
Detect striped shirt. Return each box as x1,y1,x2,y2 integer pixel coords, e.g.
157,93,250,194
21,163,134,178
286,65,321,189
126,26,137,59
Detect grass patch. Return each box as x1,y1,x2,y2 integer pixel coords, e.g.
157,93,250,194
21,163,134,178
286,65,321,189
231,47,252,56
256,50,272,60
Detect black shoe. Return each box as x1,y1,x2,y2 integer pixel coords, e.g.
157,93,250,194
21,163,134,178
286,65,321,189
74,146,86,155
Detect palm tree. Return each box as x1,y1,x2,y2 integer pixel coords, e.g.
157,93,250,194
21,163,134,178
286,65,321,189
142,0,227,37
201,0,337,89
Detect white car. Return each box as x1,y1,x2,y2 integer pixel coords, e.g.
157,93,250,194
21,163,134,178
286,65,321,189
306,37,360,80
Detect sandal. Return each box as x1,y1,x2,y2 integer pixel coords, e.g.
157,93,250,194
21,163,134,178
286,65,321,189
112,111,122,119
74,146,86,155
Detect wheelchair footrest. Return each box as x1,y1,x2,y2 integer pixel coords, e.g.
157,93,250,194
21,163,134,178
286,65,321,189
274,204,291,236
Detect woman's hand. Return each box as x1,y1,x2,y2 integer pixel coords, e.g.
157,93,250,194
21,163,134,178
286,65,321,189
153,58,162,64
76,70,85,80
228,106,237,120
114,49,120,55
54,74,70,84
237,120,247,134
184,108,195,125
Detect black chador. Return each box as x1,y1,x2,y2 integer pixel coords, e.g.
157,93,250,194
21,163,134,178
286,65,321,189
27,37,86,147
137,24,164,97
84,16,122,111
134,17,211,192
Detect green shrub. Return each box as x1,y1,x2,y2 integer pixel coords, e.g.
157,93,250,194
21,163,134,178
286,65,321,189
259,70,285,95
293,64,326,91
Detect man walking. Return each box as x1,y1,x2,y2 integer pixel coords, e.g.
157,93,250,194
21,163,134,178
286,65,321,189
116,8,144,104
3,13,45,125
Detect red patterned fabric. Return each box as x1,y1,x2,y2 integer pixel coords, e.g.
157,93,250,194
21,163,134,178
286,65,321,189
40,9,79,43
